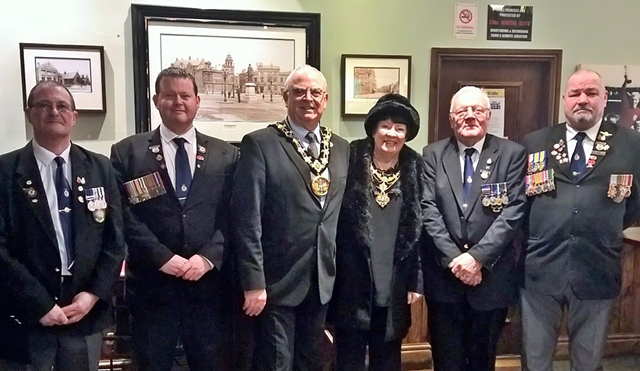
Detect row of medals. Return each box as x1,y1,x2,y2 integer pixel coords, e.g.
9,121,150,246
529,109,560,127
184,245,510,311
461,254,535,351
272,122,332,197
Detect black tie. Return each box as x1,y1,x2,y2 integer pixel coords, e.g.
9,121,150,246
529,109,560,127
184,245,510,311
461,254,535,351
173,138,192,206
463,148,475,203
306,132,319,159
570,132,587,178
54,156,74,271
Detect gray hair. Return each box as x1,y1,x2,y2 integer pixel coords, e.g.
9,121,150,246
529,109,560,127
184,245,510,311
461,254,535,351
283,65,327,91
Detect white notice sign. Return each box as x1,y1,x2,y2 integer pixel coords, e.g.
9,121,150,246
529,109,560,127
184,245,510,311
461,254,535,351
455,4,478,39
485,88,506,138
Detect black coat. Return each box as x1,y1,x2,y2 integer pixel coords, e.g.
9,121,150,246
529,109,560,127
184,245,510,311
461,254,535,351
0,142,125,362
329,138,423,341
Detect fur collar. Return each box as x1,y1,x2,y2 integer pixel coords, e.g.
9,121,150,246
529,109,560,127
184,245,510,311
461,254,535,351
337,138,423,262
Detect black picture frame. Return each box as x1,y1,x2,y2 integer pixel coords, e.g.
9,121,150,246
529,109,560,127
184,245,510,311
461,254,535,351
341,54,412,118
20,43,107,113
131,4,321,134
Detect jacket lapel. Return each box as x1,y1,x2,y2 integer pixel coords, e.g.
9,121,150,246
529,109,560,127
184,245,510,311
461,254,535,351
15,142,57,247
580,120,617,180
443,138,465,211
146,129,178,204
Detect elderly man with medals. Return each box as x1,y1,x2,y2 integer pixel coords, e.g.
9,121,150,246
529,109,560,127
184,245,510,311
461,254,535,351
231,65,349,371
328,94,424,371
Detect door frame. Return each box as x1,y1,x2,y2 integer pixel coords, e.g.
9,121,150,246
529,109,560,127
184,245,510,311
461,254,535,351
428,48,563,142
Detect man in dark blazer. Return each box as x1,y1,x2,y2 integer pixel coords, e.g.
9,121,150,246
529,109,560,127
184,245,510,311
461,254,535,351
231,65,349,370
521,69,640,371
422,86,527,371
110,67,238,371
0,81,125,370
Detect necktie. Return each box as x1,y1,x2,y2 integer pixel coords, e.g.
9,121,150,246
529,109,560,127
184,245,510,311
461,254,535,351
570,132,587,178
54,156,74,271
306,132,320,159
173,138,192,206
463,148,475,203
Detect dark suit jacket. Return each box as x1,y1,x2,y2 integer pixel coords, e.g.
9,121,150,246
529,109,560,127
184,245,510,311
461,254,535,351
231,121,349,306
0,142,125,361
522,121,640,300
421,134,527,310
110,128,238,307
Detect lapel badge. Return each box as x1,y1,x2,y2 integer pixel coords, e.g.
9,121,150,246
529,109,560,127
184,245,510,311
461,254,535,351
594,142,610,151
160,164,166,170
76,177,85,185
23,187,37,198
598,131,612,141
196,155,205,161
198,145,206,154
149,145,161,154
156,154,163,161
486,158,492,165
25,179,33,186
77,185,84,192
480,169,490,180
78,196,84,203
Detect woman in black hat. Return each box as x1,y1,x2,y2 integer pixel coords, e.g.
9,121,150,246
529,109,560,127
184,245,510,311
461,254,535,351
329,93,424,370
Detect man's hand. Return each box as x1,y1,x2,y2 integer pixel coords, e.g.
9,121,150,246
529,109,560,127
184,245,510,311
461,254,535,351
181,254,211,281
243,289,267,316
61,292,99,324
159,255,190,277
407,292,423,304
39,305,68,326
458,270,483,286
449,252,482,276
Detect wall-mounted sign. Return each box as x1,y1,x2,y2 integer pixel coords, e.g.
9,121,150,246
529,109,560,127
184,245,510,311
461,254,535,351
454,3,478,39
485,88,506,138
487,5,533,41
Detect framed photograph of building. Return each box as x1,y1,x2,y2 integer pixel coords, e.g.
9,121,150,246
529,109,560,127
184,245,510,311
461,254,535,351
19,43,106,112
341,54,411,117
131,4,320,141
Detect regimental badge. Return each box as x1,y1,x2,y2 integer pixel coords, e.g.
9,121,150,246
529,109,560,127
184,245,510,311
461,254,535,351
149,145,161,154
552,139,569,164
607,174,633,203
526,169,555,196
528,151,546,174
23,187,37,198
198,145,206,154
85,186,107,223
481,182,508,213
124,172,167,205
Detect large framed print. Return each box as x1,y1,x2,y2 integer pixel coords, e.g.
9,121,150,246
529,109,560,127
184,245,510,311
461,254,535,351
131,4,320,140
341,54,411,118
20,43,106,112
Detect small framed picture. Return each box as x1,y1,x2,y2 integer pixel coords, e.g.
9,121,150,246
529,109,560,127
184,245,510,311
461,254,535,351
341,54,411,117
20,43,106,112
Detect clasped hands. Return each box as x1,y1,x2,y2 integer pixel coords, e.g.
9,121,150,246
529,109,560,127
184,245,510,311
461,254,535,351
159,254,212,281
448,252,482,286
39,291,98,326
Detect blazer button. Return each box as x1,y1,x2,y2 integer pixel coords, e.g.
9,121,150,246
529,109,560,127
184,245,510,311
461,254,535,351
460,216,465,221
55,268,60,273
54,296,59,301
464,244,469,250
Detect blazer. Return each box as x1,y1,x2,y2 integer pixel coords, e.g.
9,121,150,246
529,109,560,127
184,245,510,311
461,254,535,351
110,128,238,307
522,121,640,300
231,121,349,306
0,142,125,361
421,134,527,310
329,138,423,341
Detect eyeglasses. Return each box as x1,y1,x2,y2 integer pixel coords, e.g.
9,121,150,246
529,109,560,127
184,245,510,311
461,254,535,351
451,106,489,118
287,87,325,99
31,102,73,114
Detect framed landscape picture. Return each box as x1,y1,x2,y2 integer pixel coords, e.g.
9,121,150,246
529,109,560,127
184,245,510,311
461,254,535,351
20,43,106,112
341,54,411,117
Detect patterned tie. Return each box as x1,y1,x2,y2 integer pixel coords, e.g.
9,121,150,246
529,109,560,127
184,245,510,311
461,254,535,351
54,156,74,271
570,132,587,178
173,138,192,206
463,148,475,203
306,132,320,159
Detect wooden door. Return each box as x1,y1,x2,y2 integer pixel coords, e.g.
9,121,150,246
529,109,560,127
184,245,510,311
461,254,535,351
428,48,562,143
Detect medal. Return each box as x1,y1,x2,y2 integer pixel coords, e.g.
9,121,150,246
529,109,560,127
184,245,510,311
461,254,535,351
608,174,633,203
370,164,400,208
93,209,105,223
311,176,330,197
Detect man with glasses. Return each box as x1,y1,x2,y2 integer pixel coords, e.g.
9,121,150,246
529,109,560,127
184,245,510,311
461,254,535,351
421,86,527,370
231,65,349,370
0,81,125,370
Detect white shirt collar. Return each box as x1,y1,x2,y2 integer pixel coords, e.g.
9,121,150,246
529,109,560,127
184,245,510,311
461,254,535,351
566,120,602,142
159,124,196,145
287,117,320,143
32,139,71,166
